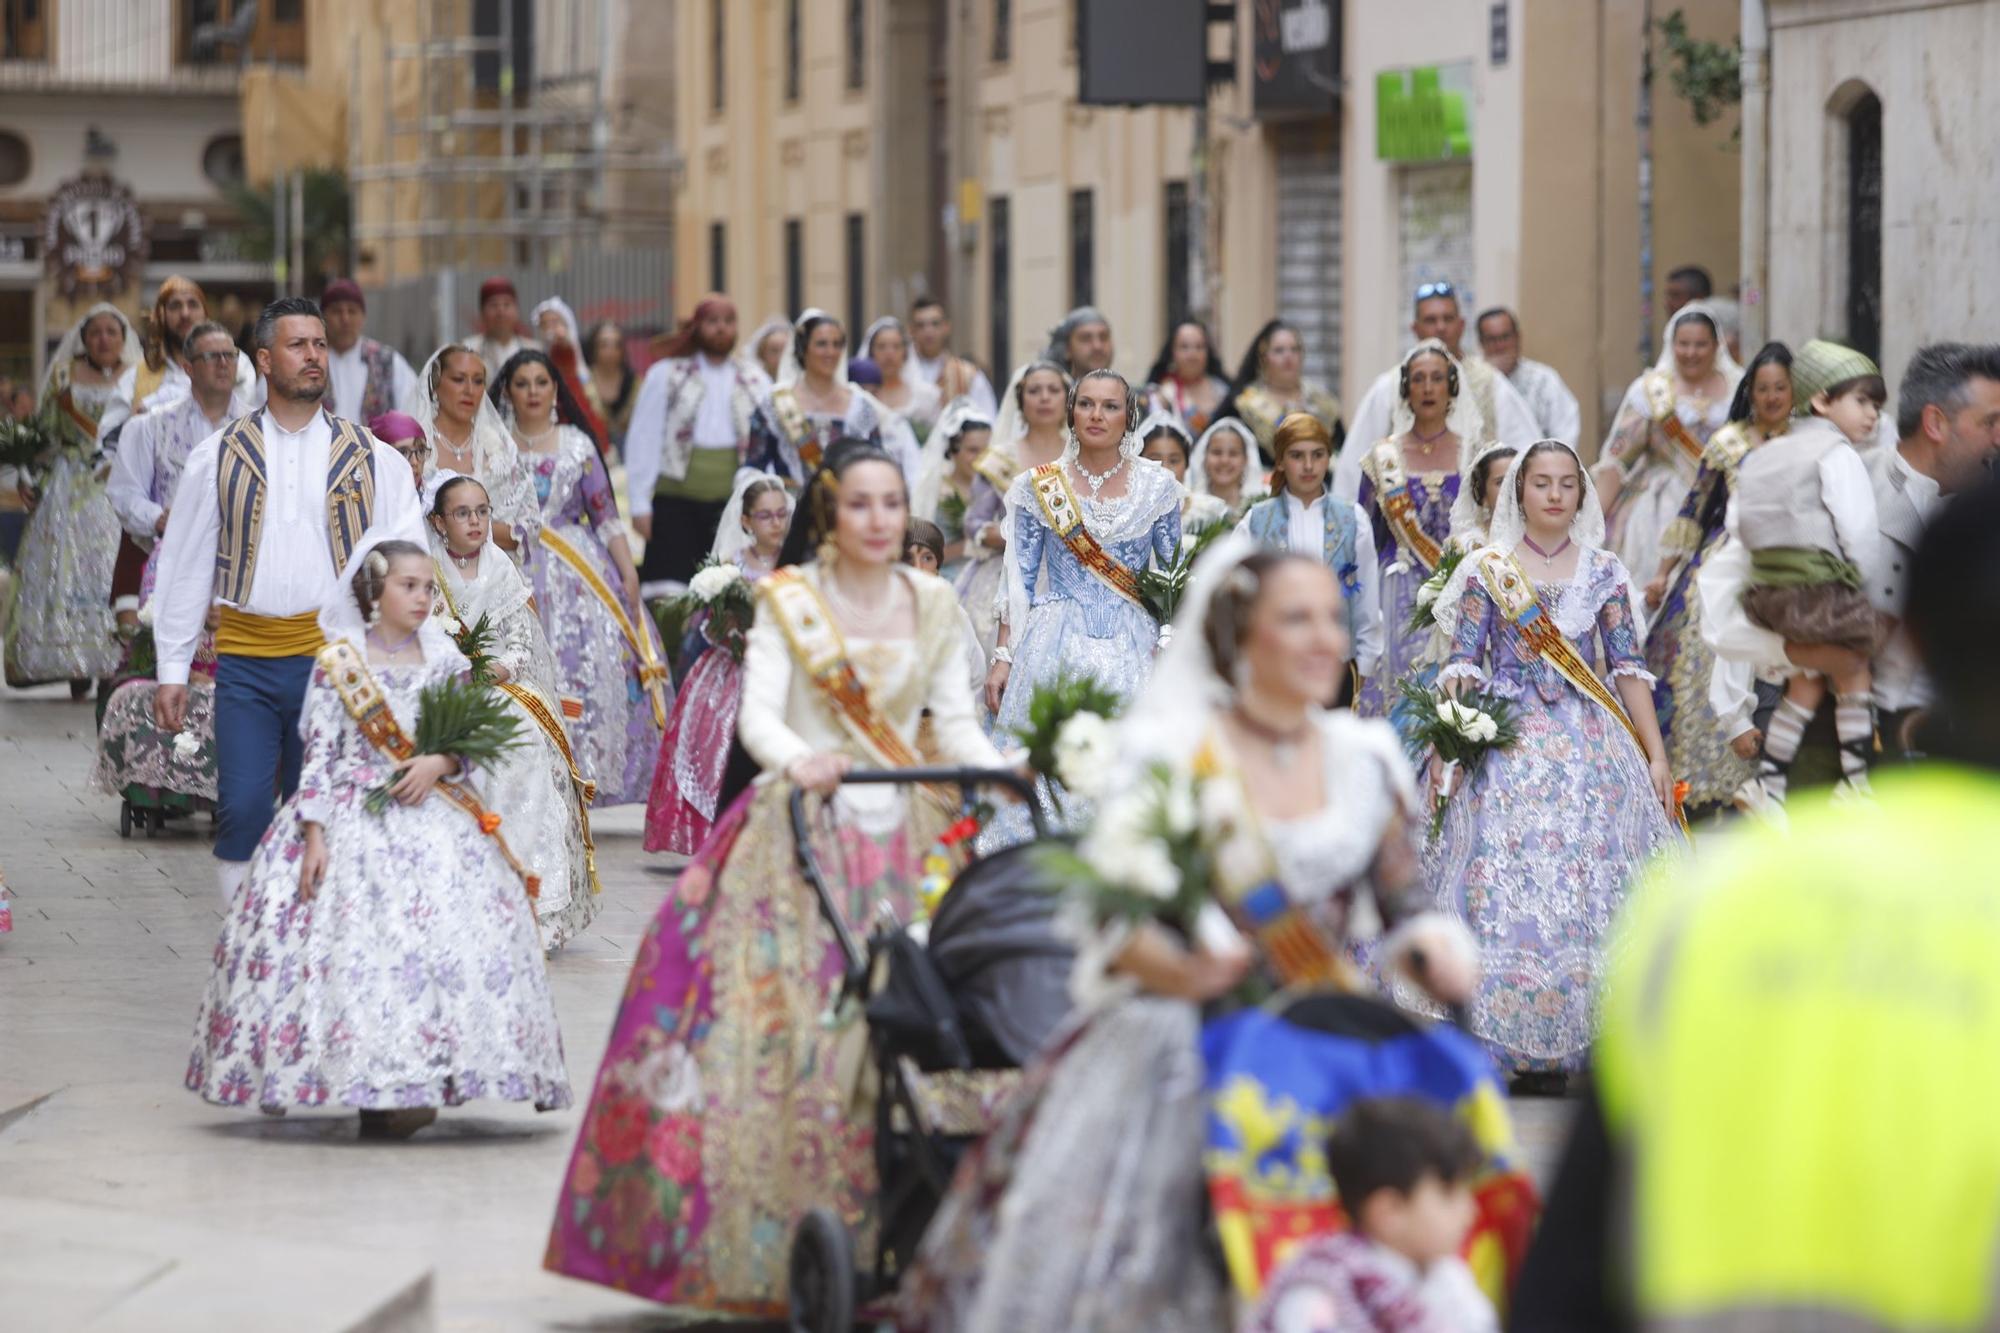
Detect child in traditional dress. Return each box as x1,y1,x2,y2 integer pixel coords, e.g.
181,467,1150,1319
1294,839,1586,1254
186,535,570,1139
1732,339,1887,804
1244,1098,1497,1333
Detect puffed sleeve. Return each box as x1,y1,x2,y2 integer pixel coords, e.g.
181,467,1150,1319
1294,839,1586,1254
574,440,626,541
291,668,345,827
1599,382,1653,475
1596,558,1653,682
106,411,162,541
1150,498,1182,570
1437,578,1496,688
735,599,814,775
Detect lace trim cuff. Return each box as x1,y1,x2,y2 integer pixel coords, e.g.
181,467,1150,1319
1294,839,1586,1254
1609,664,1657,686
1436,663,1487,687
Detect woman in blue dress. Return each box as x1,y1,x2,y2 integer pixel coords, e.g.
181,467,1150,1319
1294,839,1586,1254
984,369,1180,833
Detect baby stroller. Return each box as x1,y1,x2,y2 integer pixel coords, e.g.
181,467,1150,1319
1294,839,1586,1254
785,768,1071,1333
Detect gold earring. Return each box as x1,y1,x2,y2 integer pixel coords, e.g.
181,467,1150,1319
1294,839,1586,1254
817,534,838,567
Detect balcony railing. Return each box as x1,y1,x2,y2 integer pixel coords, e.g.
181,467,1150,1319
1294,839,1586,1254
0,0,303,92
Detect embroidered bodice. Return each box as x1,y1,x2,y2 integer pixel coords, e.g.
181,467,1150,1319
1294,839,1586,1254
1004,460,1181,638
746,387,887,480
1441,547,1651,707
1604,372,1734,480
293,655,463,827
1259,712,1419,935
530,426,624,540
1357,463,1459,566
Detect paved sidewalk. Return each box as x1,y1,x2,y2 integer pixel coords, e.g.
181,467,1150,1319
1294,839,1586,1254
0,680,1573,1329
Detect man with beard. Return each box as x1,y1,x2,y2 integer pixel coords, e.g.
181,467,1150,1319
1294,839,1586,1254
626,293,768,596
465,276,540,379
97,275,262,446
321,278,421,422
1333,282,1539,501
906,295,997,415
150,298,424,903
1043,305,1115,377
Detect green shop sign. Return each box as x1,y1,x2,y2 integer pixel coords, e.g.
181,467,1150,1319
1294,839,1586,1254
1376,64,1473,162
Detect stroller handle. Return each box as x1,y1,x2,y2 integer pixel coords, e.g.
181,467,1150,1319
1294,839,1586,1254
788,767,1049,990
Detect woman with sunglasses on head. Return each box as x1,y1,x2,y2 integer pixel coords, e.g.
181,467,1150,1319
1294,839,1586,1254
641,470,792,856
492,347,668,807
547,440,1007,1314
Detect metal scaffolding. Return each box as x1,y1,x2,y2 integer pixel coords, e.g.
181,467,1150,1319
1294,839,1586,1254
346,0,681,282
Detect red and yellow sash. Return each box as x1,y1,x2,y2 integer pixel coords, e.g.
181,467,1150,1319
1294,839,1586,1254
1027,462,1148,609
1471,551,1689,832
538,525,669,730
1642,370,1705,468
769,385,824,473
972,438,1020,496
1362,439,1444,574
760,567,923,770
54,386,101,448
434,569,601,896
316,640,541,901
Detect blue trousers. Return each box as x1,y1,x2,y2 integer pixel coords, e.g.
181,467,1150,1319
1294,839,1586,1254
213,653,315,862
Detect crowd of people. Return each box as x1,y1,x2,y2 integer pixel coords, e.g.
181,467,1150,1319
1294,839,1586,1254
5,262,2000,1331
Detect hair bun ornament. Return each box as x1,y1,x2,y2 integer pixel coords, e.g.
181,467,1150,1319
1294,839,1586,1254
1223,565,1260,598
365,549,389,577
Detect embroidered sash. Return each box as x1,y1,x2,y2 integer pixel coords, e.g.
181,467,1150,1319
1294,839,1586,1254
1195,735,1370,995
538,526,670,730
1235,383,1284,444
315,640,540,901
433,568,602,896
1026,462,1148,609
213,412,376,605
769,385,823,473
1642,370,1706,468
53,387,101,450
132,360,170,413
1362,439,1444,574
972,438,1019,496
760,568,923,770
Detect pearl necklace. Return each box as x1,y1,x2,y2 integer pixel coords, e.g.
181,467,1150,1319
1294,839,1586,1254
821,569,899,636
1071,450,1128,504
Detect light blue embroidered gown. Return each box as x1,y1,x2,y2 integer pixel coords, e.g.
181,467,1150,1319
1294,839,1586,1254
986,458,1180,843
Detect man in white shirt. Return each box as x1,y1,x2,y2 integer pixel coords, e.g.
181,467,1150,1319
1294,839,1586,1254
320,278,420,423
907,296,997,416
464,276,540,380
1474,307,1581,447
625,294,768,597
151,297,424,901
1236,413,1384,698
97,274,262,447
1334,283,1540,501
105,321,251,597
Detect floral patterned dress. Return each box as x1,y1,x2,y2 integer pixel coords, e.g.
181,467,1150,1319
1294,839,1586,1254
184,653,571,1114
5,376,123,684
527,425,667,806
641,551,772,856
1425,548,1682,1073
546,567,1004,1314
1599,373,1734,592
1355,462,1460,754
1645,421,1764,812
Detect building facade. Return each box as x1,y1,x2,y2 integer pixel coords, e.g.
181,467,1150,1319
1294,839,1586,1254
0,0,283,382
1749,0,1999,390
676,0,1743,447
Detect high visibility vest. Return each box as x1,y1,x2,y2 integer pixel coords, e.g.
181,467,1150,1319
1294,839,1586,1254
1598,767,2000,1329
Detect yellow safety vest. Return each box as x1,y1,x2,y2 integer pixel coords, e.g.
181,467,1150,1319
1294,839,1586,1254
1598,768,2000,1329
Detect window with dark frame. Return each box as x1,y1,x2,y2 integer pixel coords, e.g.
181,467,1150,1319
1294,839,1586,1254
846,214,865,340
989,196,1011,374
709,222,727,296
991,0,1010,63
1845,92,1883,364
2,0,49,62
1164,181,1191,329
847,0,866,91
785,218,804,321
785,0,801,103
1069,188,1095,310
710,0,726,112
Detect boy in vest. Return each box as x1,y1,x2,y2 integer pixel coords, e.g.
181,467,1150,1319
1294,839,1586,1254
1237,411,1383,695
151,297,425,902
1733,339,1888,806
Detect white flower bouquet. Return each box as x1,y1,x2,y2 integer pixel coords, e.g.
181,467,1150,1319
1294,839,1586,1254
1012,673,1126,812
1405,544,1469,635
1398,678,1521,838
1040,758,1216,931
671,558,758,662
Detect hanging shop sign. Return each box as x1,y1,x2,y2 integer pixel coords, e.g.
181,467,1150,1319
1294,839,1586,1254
1253,0,1341,116
43,173,149,298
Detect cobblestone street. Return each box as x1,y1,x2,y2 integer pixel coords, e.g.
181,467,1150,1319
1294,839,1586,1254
0,680,1573,1329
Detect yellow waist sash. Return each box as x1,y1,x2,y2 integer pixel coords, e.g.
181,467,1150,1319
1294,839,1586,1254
215,607,325,658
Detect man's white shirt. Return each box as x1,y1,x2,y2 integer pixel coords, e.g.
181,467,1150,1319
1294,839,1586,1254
328,340,421,421
909,351,998,418
1234,489,1385,678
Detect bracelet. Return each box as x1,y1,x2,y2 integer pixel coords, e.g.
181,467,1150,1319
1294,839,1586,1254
991,646,1013,665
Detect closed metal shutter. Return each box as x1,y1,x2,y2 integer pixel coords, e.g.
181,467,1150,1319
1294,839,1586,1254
1396,162,1476,336
1273,120,1342,387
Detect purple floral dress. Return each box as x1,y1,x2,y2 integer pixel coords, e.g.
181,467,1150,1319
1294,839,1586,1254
185,653,571,1114
527,425,668,806
1355,467,1459,753
1423,547,1682,1073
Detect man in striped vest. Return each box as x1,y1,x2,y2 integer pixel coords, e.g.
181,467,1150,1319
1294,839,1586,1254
150,297,425,903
